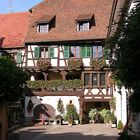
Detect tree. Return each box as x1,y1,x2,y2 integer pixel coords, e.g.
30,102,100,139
57,98,64,115
0,56,28,102
108,2,140,112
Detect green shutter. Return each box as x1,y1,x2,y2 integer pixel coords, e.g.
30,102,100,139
16,51,22,64
49,47,54,58
80,45,85,58
34,47,40,58
64,46,69,58
86,46,91,57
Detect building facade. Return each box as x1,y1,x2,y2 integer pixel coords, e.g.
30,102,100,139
0,0,129,126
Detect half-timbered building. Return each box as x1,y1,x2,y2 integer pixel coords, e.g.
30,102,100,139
0,0,129,126
23,0,114,124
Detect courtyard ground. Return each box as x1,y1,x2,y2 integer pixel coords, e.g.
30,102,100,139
20,124,118,140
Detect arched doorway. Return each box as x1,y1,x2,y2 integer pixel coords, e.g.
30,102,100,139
33,104,55,122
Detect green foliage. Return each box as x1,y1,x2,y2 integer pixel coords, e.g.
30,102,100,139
88,108,97,120
27,79,82,91
65,102,79,124
100,109,111,123
57,98,64,114
117,120,123,130
109,97,116,110
129,86,140,112
90,57,107,70
111,112,116,124
0,56,28,102
67,58,83,70
108,3,140,88
108,3,140,113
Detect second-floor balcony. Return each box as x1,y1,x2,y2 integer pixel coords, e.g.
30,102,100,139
26,79,83,93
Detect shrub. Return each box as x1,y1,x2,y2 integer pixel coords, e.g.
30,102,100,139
88,108,97,120
37,58,51,71
67,58,83,70
117,120,123,130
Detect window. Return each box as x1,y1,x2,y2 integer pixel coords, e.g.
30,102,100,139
84,72,106,87
37,24,49,33
84,73,90,86
80,45,91,58
76,14,94,32
92,46,103,58
70,46,80,58
40,48,48,58
77,22,90,31
92,73,98,86
100,73,106,86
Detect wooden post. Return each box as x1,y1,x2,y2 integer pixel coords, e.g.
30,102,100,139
60,71,67,80
43,72,48,81
79,97,84,124
0,101,8,140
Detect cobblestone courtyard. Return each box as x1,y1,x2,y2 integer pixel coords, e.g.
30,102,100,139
20,124,118,140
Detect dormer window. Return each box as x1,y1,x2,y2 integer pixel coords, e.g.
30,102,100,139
36,15,55,33
78,22,90,31
76,13,95,32
37,24,49,33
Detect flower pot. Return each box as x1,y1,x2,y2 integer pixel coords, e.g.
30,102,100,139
111,124,116,128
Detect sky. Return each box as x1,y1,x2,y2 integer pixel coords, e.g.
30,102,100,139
0,0,42,13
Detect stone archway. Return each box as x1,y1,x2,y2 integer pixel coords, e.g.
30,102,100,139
33,104,55,121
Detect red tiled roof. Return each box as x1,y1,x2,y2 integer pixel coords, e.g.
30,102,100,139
76,13,94,22
36,15,55,23
0,12,30,48
25,0,113,43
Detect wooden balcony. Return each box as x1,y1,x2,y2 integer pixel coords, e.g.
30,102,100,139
26,80,83,96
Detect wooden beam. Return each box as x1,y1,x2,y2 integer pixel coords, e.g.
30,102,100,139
27,91,82,97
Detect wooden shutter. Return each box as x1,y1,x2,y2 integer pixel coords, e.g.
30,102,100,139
49,47,54,58
80,45,85,58
16,51,22,64
34,47,40,58
64,46,69,58
86,46,91,57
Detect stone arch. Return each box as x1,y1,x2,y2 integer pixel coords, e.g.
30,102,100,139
33,104,55,120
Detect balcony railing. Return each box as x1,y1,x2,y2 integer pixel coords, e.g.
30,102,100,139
26,79,83,92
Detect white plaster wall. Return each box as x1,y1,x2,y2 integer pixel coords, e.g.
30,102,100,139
84,88,107,95
83,58,90,67
51,59,57,67
25,96,80,117
114,86,127,126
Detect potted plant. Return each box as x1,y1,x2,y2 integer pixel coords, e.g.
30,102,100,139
111,112,116,128
88,108,97,123
117,120,123,134
37,58,51,71
57,98,64,115
65,101,78,125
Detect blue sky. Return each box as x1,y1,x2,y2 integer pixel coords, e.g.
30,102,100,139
0,0,42,13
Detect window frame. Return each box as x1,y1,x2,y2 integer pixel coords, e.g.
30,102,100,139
37,23,49,33
83,72,106,88
77,21,90,31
